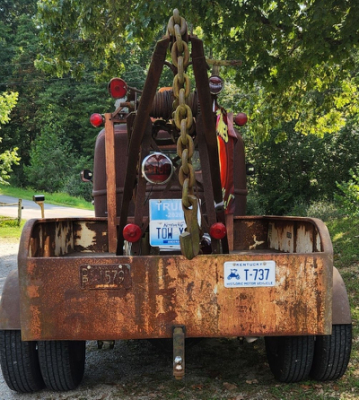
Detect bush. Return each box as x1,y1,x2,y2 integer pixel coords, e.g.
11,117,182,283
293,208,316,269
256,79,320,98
335,167,359,216
306,201,343,221
25,128,74,193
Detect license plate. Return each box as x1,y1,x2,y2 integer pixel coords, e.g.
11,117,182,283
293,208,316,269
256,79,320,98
80,264,131,290
149,199,201,248
149,199,185,248
224,261,276,288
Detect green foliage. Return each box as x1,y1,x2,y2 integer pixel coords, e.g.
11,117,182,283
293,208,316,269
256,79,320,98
245,118,359,215
0,92,18,124
0,91,20,185
25,126,74,192
35,0,359,139
336,167,359,216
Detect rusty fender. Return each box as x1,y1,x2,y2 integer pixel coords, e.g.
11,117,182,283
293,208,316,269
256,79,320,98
332,267,351,325
0,270,20,329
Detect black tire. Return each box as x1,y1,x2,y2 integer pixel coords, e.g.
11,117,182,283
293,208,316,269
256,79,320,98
38,340,86,391
0,330,45,393
310,324,352,381
265,336,315,383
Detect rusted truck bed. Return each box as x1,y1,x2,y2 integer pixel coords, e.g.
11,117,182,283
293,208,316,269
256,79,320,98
12,215,333,341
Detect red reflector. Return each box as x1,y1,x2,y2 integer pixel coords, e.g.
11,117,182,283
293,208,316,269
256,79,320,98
108,78,127,99
209,223,227,240
234,112,248,126
90,113,104,127
123,224,142,243
141,153,173,185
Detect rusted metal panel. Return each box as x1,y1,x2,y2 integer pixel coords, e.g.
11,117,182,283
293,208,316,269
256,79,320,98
18,254,332,341
0,270,20,329
332,267,352,324
16,216,333,341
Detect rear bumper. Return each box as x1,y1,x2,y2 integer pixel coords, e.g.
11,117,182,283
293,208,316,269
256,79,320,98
18,252,332,341
12,216,333,341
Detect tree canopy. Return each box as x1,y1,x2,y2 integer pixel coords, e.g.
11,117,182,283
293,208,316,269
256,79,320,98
36,0,359,139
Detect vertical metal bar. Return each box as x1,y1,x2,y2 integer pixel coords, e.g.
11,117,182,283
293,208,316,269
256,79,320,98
104,113,117,253
173,326,185,380
191,35,229,253
117,37,170,255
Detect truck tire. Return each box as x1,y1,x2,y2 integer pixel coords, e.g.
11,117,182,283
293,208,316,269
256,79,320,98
0,330,45,393
38,340,86,391
310,324,352,381
265,336,315,382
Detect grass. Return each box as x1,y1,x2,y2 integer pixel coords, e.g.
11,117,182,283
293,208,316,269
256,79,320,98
0,185,93,210
0,186,93,239
0,216,26,239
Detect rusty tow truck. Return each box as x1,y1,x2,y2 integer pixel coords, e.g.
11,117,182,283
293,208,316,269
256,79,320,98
0,9,352,393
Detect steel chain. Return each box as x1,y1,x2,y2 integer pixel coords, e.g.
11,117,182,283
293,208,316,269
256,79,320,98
167,9,200,260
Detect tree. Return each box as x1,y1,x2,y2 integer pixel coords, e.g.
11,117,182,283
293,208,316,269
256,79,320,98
35,1,359,139
245,117,359,215
0,91,19,184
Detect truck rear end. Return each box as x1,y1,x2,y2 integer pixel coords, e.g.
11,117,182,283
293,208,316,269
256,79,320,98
0,8,351,393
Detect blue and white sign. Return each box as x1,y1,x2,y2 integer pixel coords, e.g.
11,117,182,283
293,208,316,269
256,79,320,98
224,261,276,288
149,199,185,248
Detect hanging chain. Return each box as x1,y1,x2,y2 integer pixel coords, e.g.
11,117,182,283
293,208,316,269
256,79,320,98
167,9,200,260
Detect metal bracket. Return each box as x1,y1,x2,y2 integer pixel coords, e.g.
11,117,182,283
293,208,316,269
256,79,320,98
173,325,185,380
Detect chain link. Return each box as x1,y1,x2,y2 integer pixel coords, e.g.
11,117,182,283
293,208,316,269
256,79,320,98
167,9,200,260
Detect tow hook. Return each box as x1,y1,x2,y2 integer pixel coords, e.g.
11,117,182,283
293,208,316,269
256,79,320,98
173,326,185,380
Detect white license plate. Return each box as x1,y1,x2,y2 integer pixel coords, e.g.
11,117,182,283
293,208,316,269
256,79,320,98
149,199,185,248
224,261,276,288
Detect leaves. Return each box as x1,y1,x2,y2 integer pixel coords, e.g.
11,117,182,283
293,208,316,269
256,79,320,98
0,91,19,185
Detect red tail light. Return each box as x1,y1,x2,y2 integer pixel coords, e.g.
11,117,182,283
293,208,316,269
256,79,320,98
141,153,173,185
234,112,248,126
209,223,227,240
108,78,127,99
123,224,142,242
90,113,104,127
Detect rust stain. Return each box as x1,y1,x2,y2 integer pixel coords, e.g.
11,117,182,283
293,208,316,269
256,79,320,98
29,305,42,338
27,285,40,298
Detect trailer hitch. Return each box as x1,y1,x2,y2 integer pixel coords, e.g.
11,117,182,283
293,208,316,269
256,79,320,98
173,325,185,380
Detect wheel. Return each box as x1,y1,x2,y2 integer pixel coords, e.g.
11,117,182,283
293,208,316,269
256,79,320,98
38,340,86,391
310,324,352,381
265,336,315,383
0,330,45,393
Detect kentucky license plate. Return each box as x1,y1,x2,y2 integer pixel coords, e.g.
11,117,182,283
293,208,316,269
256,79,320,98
224,261,276,288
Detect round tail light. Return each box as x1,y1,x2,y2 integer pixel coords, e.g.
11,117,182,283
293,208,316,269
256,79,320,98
108,78,127,99
142,153,173,185
209,75,224,94
90,113,104,127
123,224,142,243
209,223,227,240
